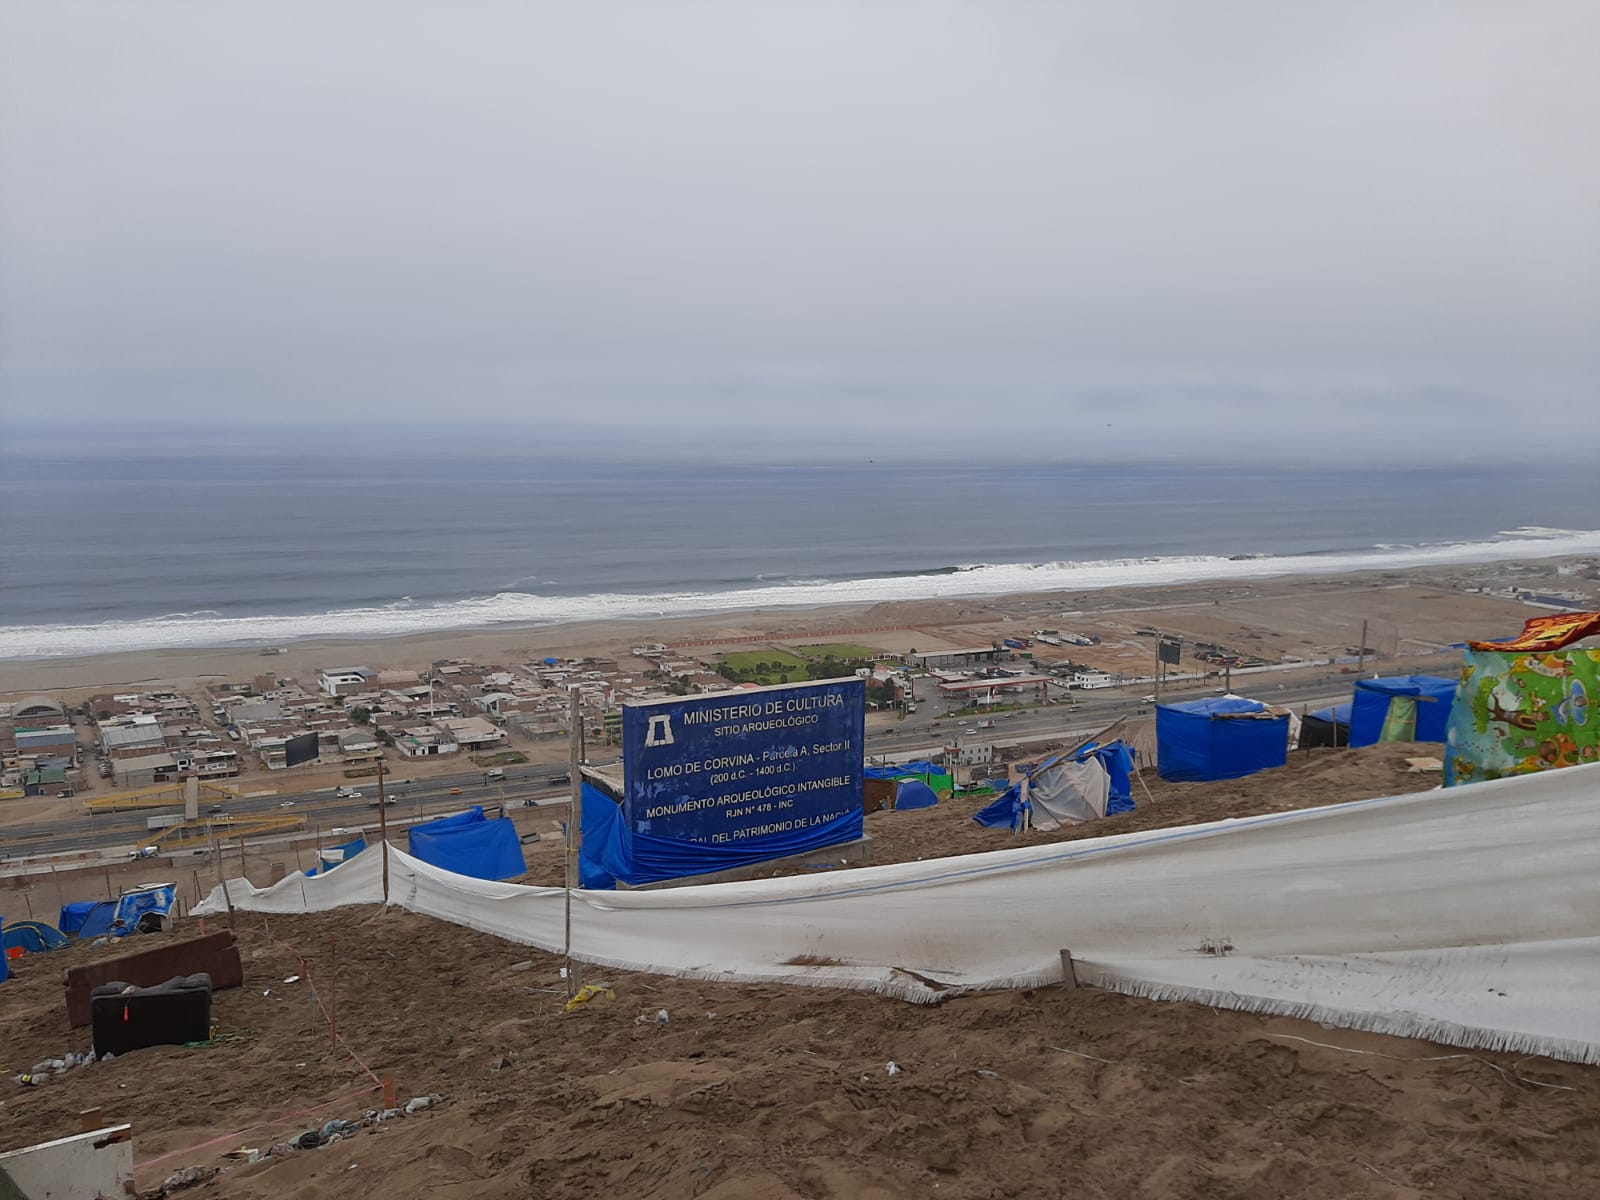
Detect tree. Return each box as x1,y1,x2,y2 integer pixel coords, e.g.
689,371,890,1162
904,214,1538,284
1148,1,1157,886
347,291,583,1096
375,729,395,747
350,706,372,725
779,673,790,684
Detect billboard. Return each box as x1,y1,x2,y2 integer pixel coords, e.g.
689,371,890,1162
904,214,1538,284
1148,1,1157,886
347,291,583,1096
1158,637,1183,666
284,731,320,767
623,678,866,848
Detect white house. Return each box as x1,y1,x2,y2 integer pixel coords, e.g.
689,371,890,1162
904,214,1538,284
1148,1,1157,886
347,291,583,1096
318,668,372,697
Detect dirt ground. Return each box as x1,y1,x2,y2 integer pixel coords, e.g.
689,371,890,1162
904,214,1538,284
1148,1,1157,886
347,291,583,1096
4,745,1599,1198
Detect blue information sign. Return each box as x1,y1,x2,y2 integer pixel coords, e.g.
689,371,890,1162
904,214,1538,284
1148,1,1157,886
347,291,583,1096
623,678,866,845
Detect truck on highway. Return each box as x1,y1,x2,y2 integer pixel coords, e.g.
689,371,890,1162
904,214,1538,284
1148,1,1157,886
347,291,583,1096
484,768,505,781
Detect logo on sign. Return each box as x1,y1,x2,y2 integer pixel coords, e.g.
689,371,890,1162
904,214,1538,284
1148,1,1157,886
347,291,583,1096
645,714,675,747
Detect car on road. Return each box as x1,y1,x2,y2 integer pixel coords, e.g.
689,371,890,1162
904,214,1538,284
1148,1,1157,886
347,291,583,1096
335,787,363,799
449,788,464,795
280,801,295,808
208,803,226,814
1141,695,1156,703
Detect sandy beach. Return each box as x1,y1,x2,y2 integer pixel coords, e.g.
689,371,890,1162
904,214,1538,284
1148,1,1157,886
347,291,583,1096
0,557,1576,701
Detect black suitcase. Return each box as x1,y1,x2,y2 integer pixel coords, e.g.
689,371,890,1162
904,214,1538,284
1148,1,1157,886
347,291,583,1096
90,973,214,1057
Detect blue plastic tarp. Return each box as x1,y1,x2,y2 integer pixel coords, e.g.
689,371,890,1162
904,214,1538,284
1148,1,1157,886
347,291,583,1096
58,901,102,937
407,807,527,881
1157,696,1288,782
1310,703,1354,725
0,918,6,984
3,920,69,954
893,778,940,811
580,783,865,888
59,886,177,939
973,783,1027,832
865,760,940,779
1349,676,1458,747
306,837,368,877
1089,740,1138,815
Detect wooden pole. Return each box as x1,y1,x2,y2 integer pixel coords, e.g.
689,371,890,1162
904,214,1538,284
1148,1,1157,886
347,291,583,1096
1358,618,1369,675
376,759,390,904
237,835,247,883
214,827,236,929
330,934,337,1048
565,690,582,996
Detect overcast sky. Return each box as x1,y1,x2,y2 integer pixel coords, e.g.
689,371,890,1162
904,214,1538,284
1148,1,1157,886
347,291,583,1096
2,2,1596,454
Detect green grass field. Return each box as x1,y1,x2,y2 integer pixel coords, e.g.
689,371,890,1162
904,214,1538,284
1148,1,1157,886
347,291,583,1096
794,642,883,661
718,642,888,686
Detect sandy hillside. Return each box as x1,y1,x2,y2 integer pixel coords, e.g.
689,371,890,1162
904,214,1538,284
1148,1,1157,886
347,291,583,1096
3,745,1597,1198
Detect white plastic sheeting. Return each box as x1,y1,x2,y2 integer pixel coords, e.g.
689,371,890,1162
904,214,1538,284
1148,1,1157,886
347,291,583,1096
198,762,1600,1063
1026,757,1110,829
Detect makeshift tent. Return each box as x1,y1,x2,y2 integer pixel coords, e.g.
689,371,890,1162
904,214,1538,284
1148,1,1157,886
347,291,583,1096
1156,696,1289,782
1349,676,1457,748
973,740,1137,831
1446,647,1599,786
4,920,69,955
306,837,368,877
892,778,940,811
407,807,527,881
1301,703,1352,749
59,884,178,939
864,761,953,794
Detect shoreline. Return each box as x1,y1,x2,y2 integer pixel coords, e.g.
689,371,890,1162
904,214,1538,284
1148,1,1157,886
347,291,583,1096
5,526,1600,668
2,553,1590,699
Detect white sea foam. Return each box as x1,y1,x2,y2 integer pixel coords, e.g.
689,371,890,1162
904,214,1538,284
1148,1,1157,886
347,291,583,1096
5,528,1599,660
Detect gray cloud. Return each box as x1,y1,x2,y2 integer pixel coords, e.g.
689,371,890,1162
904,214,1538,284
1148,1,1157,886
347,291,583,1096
2,1,1596,452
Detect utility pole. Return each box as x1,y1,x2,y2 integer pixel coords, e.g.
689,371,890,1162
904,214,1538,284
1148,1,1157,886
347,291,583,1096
1154,629,1162,700
1357,618,1369,675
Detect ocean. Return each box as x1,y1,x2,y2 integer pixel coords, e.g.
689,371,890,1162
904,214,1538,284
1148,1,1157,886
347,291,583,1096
2,432,1597,660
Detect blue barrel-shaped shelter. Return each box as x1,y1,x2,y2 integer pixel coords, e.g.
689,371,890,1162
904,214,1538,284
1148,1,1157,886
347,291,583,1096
1156,696,1289,782
1349,675,1457,747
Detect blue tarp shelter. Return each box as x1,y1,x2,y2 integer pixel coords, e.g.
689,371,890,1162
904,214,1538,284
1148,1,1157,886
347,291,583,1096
1157,696,1289,782
973,739,1137,830
892,778,940,811
306,837,368,876
580,783,863,889
58,884,178,939
407,807,527,881
1301,702,1353,749
3,920,69,955
1349,675,1457,747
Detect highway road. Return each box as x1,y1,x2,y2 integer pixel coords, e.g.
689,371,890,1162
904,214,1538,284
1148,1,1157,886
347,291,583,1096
866,672,1358,757
4,671,1361,860
2,766,578,861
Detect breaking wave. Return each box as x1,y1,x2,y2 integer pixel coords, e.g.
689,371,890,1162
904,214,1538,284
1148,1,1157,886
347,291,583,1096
4,527,1599,660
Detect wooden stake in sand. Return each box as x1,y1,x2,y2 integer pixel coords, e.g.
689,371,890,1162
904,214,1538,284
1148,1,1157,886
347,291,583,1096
213,826,236,929
564,690,583,996
376,759,391,905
